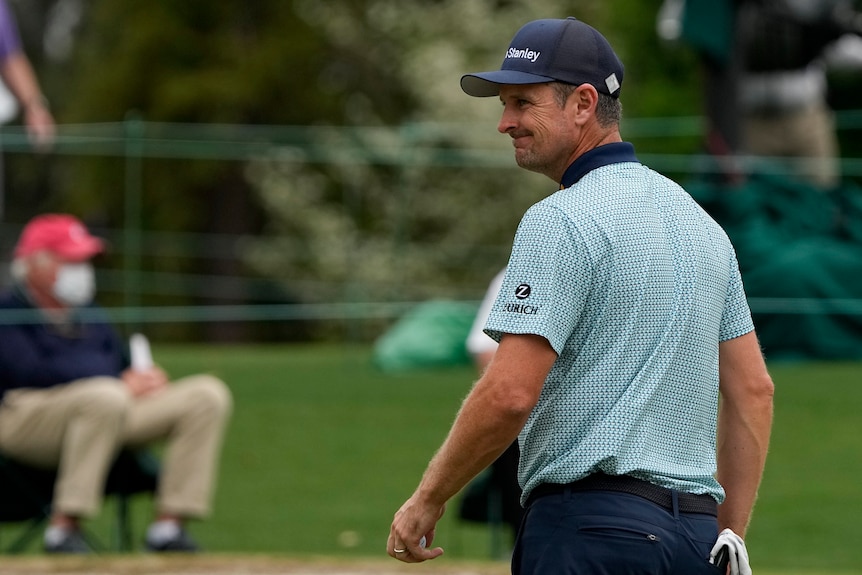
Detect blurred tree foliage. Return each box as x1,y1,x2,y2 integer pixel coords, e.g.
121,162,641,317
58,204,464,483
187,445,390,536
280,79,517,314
45,1,347,230
243,0,702,307
5,0,704,340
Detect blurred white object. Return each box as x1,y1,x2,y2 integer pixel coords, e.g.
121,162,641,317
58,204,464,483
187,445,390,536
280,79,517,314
130,333,153,370
0,81,17,124
656,0,684,42
824,33,862,69
466,269,505,357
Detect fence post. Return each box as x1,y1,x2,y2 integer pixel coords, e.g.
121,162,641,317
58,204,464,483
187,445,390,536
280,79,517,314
123,111,144,331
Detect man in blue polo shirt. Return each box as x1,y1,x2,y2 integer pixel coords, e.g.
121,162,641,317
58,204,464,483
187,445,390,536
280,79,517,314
388,17,774,575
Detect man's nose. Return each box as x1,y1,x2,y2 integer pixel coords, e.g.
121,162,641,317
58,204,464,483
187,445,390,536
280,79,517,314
498,109,516,134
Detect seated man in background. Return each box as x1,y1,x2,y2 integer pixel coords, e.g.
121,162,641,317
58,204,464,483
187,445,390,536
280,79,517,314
0,213,233,553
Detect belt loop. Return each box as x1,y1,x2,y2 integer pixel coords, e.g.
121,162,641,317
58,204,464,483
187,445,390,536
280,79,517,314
671,490,679,520
563,484,572,502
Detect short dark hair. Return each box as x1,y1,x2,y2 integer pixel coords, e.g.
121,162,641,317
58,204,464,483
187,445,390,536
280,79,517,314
596,92,622,127
551,82,622,128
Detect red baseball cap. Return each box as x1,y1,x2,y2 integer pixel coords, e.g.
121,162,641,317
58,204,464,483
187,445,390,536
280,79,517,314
14,214,104,261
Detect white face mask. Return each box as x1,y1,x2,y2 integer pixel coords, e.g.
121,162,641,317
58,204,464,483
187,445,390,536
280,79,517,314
52,262,96,307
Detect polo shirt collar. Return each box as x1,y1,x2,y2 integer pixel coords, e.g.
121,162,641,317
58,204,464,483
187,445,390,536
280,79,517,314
559,142,638,189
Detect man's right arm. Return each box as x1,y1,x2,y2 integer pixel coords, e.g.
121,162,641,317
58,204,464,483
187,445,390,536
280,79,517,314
716,330,775,536
0,53,55,149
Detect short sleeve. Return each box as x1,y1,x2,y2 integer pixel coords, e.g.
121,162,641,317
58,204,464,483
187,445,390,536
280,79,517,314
0,1,22,61
719,248,755,341
485,201,592,354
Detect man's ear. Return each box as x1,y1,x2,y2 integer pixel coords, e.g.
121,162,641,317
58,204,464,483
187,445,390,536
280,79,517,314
569,84,599,125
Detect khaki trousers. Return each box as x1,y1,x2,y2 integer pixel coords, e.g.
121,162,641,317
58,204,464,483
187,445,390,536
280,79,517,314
0,375,232,519
742,101,840,189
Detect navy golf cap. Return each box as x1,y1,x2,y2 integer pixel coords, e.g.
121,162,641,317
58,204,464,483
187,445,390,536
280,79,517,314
461,17,624,98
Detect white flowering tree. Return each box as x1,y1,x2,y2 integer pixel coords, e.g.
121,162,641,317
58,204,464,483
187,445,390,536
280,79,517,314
244,0,614,307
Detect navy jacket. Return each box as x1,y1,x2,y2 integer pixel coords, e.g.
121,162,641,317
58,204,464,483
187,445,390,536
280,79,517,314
0,287,128,401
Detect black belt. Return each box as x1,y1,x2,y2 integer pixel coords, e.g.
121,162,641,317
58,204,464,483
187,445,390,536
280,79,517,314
527,473,717,516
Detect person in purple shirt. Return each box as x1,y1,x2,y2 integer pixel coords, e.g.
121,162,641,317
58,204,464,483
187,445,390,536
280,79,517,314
0,0,54,149
0,214,233,553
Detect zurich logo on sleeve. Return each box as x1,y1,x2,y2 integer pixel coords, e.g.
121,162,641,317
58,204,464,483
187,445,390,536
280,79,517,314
505,284,538,315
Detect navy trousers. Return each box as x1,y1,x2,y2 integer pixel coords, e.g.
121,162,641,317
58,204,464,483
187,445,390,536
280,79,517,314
512,488,723,574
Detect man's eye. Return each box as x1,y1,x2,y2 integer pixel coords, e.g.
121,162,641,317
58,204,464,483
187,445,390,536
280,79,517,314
501,98,530,108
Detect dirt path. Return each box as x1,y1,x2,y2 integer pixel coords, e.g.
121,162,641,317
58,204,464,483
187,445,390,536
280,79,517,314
0,554,511,575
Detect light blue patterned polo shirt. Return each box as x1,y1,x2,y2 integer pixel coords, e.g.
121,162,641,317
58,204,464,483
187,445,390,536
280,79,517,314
484,142,754,505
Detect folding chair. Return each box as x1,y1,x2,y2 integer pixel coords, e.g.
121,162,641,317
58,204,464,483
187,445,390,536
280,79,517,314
0,449,159,553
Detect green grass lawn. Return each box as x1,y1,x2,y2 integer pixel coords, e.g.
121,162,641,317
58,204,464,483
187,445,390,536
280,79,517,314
745,361,862,572
2,344,860,573
169,343,489,559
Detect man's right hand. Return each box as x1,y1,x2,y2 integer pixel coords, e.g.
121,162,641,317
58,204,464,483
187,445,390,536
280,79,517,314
121,366,169,397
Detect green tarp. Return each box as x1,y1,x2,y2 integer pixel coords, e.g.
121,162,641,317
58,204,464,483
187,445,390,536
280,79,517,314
681,0,736,64
688,171,862,360
373,300,478,372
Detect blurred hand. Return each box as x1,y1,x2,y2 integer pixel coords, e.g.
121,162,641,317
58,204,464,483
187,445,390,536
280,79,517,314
122,366,169,398
24,101,55,152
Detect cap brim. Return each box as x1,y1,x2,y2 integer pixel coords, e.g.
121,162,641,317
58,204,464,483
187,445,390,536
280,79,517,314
55,238,105,261
460,70,557,97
